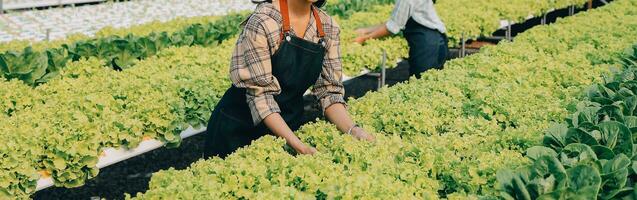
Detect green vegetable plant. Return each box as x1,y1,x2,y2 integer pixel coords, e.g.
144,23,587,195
0,13,247,86
323,0,395,18
498,45,637,200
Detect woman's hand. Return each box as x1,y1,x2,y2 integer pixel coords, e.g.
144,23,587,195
324,103,375,142
353,24,393,45
350,126,375,142
354,35,369,44
263,113,318,155
354,27,372,44
295,144,318,155
354,25,383,44
355,27,372,36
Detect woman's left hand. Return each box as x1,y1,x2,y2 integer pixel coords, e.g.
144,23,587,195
350,127,375,142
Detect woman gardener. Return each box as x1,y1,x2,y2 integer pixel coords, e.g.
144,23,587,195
204,0,375,158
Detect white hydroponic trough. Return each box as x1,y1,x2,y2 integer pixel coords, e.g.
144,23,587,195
35,126,207,191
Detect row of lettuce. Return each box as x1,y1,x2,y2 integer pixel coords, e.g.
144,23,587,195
0,0,593,86
0,1,412,198
498,45,637,199
0,0,394,86
435,0,591,45
0,0,608,198
128,0,637,199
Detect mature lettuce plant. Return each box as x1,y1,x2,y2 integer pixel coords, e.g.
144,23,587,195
498,45,637,200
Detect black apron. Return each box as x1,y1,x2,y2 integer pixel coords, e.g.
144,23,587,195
204,0,327,158
403,18,448,79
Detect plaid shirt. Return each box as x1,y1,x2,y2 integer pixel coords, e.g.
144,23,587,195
230,3,345,125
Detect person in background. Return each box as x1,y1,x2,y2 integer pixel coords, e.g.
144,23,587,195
204,0,375,158
354,0,448,78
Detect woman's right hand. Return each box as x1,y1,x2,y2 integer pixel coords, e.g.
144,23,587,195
350,126,375,142
263,113,317,155
295,144,317,155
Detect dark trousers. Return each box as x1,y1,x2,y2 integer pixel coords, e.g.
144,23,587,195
403,18,448,79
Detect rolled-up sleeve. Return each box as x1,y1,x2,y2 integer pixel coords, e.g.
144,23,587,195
230,14,281,125
312,19,346,112
386,0,411,34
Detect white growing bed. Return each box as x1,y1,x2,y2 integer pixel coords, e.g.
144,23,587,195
498,8,558,29
35,126,207,191
0,0,255,42
2,0,106,11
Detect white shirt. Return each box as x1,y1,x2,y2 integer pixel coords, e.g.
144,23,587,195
386,0,447,34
